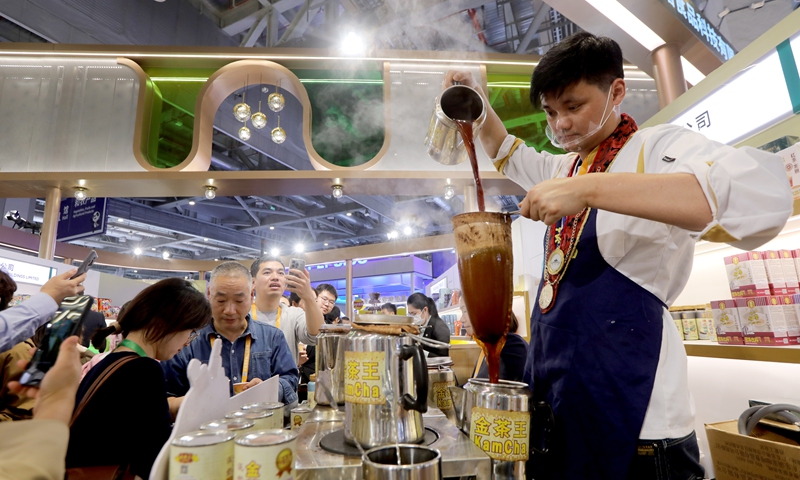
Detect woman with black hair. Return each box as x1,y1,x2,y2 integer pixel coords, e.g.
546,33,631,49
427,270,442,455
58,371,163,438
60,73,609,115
406,293,450,357
66,278,211,479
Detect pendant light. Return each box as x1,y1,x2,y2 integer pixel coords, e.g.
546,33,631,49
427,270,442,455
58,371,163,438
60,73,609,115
233,75,251,122
268,79,285,112
239,122,252,141
251,100,267,129
271,115,286,144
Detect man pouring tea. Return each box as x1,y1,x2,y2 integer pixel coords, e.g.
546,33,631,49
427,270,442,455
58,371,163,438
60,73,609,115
445,32,791,480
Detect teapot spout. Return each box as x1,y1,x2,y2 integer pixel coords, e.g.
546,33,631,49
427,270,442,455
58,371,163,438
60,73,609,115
448,385,466,428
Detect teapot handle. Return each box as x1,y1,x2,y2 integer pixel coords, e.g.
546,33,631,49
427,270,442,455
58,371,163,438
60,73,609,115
399,344,428,413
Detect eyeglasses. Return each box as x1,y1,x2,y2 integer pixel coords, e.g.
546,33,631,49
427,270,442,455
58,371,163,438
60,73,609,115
318,297,336,306
185,329,199,345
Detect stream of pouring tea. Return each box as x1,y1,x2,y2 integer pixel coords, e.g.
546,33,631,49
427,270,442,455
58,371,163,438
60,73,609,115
455,120,485,212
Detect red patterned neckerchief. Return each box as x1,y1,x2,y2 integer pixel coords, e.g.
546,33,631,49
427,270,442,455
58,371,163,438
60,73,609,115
538,114,639,313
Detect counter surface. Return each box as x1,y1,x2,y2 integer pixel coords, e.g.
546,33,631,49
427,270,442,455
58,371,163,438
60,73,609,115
295,406,490,479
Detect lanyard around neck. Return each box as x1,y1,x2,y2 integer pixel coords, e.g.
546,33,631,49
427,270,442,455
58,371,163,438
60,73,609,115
117,338,147,358
210,334,252,384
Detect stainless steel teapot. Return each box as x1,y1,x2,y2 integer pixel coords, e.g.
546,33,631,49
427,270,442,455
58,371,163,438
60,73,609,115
424,84,487,166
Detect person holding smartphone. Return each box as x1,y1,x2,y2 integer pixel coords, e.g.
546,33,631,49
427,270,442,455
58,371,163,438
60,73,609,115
0,268,86,354
2,335,83,480
249,255,324,366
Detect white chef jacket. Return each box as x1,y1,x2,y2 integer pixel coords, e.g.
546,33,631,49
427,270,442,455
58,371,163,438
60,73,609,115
492,122,793,439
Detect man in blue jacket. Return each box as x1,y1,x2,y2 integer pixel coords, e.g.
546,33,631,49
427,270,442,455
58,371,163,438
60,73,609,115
163,262,299,409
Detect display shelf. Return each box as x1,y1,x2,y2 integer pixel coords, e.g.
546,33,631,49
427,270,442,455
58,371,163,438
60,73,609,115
438,305,463,315
684,340,800,364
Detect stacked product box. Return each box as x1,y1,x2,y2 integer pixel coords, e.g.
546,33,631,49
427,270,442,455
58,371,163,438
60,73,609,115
779,250,800,294
762,250,787,294
724,252,770,298
711,300,744,345
735,296,799,346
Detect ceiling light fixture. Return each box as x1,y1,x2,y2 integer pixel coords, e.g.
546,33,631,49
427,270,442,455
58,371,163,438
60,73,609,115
346,212,352,217
295,244,305,253
74,187,88,200
238,123,251,141
162,250,170,259
403,226,412,236
204,185,217,200
269,226,275,230
271,115,286,144
364,210,370,217
214,258,219,261
750,1,765,9
133,247,142,256
387,231,398,239
271,248,280,256
342,32,366,56
268,79,285,112
324,243,329,246
233,76,251,122
151,247,156,251
718,7,730,18
251,100,268,129
203,238,208,242
444,184,455,200
188,200,196,206
332,184,344,199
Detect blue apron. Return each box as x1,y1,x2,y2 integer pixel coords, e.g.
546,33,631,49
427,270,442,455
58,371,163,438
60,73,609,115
526,208,664,479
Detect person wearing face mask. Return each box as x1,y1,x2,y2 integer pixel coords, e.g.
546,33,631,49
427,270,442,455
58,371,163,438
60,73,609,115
460,303,527,383
444,32,792,480
406,293,449,357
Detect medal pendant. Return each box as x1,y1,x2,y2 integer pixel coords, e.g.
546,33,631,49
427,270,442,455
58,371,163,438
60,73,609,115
539,283,554,310
547,248,565,276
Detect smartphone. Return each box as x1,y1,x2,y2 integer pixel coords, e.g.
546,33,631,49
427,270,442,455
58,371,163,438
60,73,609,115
288,258,306,277
70,249,98,280
19,295,95,387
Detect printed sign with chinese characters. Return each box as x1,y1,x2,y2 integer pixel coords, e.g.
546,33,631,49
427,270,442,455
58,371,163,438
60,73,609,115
469,406,530,462
344,351,385,405
0,256,55,286
56,197,108,242
432,381,455,410
658,0,735,62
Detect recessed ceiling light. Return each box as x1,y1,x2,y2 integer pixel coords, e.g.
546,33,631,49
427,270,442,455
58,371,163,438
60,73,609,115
151,247,156,251
188,200,196,206
324,243,328,246
269,226,275,230
346,212,352,217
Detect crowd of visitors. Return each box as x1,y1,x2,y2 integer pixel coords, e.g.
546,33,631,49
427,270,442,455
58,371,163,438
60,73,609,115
0,257,498,480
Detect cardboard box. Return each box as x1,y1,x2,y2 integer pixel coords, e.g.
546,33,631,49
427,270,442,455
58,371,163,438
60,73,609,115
737,296,798,346
779,142,800,200
706,420,800,480
780,250,800,294
763,250,788,294
725,252,770,297
712,299,744,345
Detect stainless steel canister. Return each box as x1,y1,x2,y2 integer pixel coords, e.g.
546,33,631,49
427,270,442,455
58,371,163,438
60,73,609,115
344,314,428,449
362,444,442,480
450,379,535,480
426,356,457,423
315,324,351,405
424,84,487,166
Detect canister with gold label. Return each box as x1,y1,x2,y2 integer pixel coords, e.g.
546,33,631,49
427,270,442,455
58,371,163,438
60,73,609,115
170,430,235,480
234,430,297,480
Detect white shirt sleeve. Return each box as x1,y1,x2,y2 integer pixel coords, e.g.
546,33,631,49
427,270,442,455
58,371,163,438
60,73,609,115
0,293,58,353
491,135,575,189
644,125,793,250
292,307,316,346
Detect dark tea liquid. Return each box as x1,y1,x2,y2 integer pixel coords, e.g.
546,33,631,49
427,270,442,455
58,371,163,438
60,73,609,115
455,120,485,212
459,245,513,383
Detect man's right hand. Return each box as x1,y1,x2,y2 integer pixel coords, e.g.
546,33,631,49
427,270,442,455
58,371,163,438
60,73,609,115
443,70,483,94
40,269,86,304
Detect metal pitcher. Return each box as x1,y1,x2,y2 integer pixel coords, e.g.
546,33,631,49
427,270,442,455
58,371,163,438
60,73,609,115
344,314,429,449
315,324,351,406
426,356,457,423
362,444,442,480
424,84,487,165
449,379,549,480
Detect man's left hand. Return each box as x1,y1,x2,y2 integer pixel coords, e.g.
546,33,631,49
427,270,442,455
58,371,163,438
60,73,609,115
519,176,591,225
241,378,263,392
